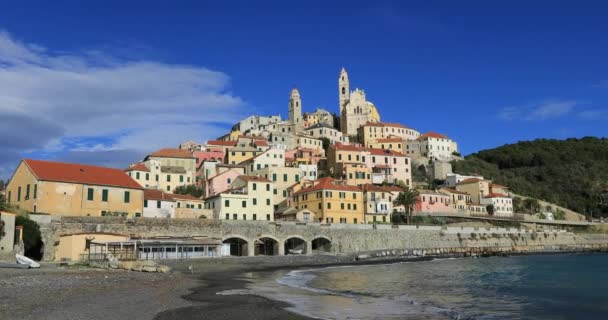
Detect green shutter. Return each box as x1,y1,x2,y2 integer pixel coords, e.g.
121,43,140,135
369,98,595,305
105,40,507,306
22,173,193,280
102,189,108,202
144,200,148,207
33,184,37,199
87,188,94,201
124,191,130,203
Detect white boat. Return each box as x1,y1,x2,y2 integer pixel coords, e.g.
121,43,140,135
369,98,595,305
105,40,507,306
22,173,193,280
16,254,40,268
288,249,303,255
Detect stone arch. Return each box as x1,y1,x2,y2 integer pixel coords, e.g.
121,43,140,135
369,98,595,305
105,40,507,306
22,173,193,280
255,235,280,256
283,235,308,255
311,236,332,253
222,235,250,257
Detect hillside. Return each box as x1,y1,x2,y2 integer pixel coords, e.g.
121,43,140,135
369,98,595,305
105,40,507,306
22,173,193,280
452,137,608,218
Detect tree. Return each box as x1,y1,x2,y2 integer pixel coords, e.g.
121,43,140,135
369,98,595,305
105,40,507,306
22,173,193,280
522,198,541,214
174,185,204,198
0,193,7,211
486,204,495,216
16,215,43,260
393,187,420,224
321,137,331,154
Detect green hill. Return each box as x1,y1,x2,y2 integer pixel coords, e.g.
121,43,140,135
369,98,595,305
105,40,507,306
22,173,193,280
452,137,608,218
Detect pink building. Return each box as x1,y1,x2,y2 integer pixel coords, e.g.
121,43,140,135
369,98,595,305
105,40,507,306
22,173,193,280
414,190,455,214
205,168,242,197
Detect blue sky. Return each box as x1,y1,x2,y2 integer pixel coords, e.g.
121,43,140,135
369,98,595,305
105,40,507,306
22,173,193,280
1,1,607,179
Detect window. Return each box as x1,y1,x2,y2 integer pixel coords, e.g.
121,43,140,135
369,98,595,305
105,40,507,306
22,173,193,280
167,175,171,182
144,200,148,207
25,184,30,200
253,214,257,220
167,186,171,191
136,172,140,179
253,183,257,191
347,203,351,210
283,190,287,197
353,193,357,199
242,200,247,208
283,174,288,182
243,214,247,220
87,188,94,201
253,198,257,205
338,154,342,161
233,214,238,220
177,202,181,208
17,186,21,201
318,203,322,209
295,174,300,182
146,173,149,180
180,175,184,183
266,199,270,205
272,173,277,181
157,201,161,209
327,202,331,209
124,191,130,203
226,213,230,220
266,214,270,220
354,218,358,224
353,204,357,210
273,188,277,195
33,184,37,199
102,189,108,202
7,191,11,203
341,203,344,210
155,175,159,182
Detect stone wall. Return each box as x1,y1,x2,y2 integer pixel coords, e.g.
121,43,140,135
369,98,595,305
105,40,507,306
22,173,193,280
31,215,608,261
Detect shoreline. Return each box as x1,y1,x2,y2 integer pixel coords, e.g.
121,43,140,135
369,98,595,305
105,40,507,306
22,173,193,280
155,249,608,320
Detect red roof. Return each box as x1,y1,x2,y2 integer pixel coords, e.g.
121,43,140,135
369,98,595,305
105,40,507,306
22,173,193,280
367,148,406,156
254,140,269,147
207,140,237,146
333,143,365,152
417,132,448,140
193,151,224,163
491,183,509,189
124,163,149,172
149,148,194,159
24,159,142,189
362,184,394,192
171,193,203,201
144,189,175,201
484,192,510,198
295,177,361,195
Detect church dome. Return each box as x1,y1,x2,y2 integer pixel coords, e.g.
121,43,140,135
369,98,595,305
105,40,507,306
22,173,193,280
367,101,381,122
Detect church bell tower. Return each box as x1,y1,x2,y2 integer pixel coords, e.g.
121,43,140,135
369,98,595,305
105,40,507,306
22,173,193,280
288,87,303,130
338,67,350,115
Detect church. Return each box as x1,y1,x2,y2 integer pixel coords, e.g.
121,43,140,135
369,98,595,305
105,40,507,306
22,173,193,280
338,68,381,138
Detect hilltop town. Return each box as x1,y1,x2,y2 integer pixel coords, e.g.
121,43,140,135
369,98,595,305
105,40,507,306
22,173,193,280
3,67,513,223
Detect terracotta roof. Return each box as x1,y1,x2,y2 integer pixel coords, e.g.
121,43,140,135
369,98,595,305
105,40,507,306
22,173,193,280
207,140,237,146
124,163,149,172
24,159,142,189
456,178,487,185
491,183,509,189
417,132,448,140
144,189,175,202
254,140,269,147
295,177,361,195
149,148,194,159
382,185,405,192
367,148,406,156
483,192,510,198
171,193,203,201
439,188,469,195
193,151,224,164
333,143,365,152
237,175,272,183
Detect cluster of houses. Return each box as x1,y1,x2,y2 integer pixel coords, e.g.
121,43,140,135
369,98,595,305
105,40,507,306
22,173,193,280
2,68,514,226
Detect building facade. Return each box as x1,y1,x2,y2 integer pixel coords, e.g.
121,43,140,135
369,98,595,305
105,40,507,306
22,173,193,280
293,177,364,224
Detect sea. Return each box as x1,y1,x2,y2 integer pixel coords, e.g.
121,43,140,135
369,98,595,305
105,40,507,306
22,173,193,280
248,253,608,320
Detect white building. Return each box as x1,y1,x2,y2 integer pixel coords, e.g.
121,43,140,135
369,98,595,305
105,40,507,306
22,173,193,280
415,132,459,161
480,193,513,217
305,123,349,144
445,173,485,188
205,176,274,221
233,115,282,134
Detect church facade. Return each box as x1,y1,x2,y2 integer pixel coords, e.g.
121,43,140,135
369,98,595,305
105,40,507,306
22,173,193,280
338,68,381,138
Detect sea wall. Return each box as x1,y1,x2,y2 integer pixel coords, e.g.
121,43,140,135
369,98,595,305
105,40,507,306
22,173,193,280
31,215,608,261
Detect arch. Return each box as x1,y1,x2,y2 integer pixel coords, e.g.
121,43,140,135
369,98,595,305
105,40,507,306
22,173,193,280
283,235,307,255
255,235,280,256
341,87,345,94
222,235,250,257
311,236,332,253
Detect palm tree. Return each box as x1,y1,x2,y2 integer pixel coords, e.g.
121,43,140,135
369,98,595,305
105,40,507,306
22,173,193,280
393,188,420,224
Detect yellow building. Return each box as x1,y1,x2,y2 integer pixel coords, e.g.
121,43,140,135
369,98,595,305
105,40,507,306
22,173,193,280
365,136,403,152
439,187,471,214
6,159,144,217
226,146,260,165
358,122,420,146
205,175,274,221
293,177,364,224
455,178,491,204
55,232,129,262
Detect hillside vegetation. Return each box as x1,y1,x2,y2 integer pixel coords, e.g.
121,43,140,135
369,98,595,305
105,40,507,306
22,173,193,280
453,137,608,218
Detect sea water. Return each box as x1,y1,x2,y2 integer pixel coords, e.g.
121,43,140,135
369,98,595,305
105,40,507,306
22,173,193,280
250,254,608,319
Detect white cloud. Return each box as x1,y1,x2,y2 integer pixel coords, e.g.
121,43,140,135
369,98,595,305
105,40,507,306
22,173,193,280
498,100,577,121
0,30,246,179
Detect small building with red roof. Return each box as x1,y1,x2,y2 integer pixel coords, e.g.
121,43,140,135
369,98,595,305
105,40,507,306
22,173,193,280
7,159,144,217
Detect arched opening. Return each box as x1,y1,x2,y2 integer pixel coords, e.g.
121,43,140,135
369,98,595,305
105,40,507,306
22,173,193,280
223,237,249,256
311,237,332,253
341,87,345,94
255,237,279,256
284,237,307,255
